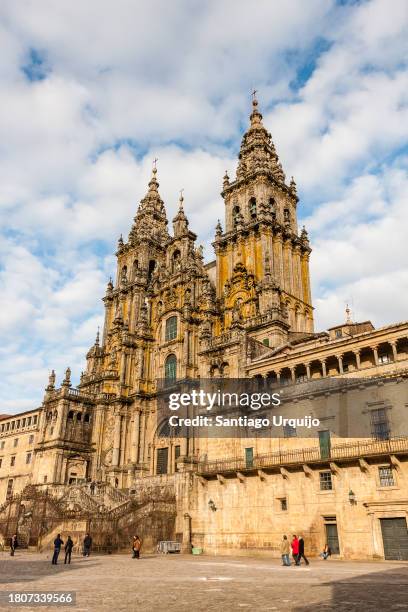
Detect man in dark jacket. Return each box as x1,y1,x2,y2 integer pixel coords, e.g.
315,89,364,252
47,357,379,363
10,534,18,556
298,535,310,565
83,534,92,557
64,536,74,564
52,534,64,565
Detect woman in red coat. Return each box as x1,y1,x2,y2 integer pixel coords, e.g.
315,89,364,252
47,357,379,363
291,535,299,565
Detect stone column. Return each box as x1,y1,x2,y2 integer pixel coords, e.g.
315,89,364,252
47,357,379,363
290,367,295,382
120,350,127,385
276,370,281,384
337,354,344,375
183,329,189,368
91,404,105,478
131,411,140,463
306,363,311,380
390,341,398,363
169,442,175,475
321,359,327,378
354,350,361,370
139,412,146,465
301,252,312,305
275,233,284,288
372,346,379,366
112,412,121,467
182,513,192,553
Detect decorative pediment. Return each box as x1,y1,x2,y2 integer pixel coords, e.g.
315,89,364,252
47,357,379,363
223,262,256,300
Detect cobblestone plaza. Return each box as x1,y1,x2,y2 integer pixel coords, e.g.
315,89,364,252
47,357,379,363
1,551,407,611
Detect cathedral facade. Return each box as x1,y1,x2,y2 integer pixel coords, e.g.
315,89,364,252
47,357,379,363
1,98,408,560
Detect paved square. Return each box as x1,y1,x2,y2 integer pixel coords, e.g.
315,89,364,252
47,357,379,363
0,551,407,611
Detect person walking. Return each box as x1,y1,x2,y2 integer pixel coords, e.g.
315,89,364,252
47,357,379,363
298,536,310,566
52,534,64,565
83,534,92,557
132,535,141,559
320,544,331,560
10,534,18,556
280,535,291,566
64,536,74,564
291,535,299,566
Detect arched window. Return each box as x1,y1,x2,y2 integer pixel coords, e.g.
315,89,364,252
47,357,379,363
76,413,82,421
67,411,74,420
132,259,139,278
165,316,177,341
284,208,290,223
121,265,128,281
232,205,240,228
249,197,257,219
165,354,177,382
84,414,90,423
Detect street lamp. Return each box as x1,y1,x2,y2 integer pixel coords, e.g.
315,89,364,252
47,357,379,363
348,490,356,504
208,499,217,512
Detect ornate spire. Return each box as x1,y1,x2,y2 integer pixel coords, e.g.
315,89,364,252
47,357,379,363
300,226,309,245
289,176,297,197
46,370,56,391
234,94,286,185
62,367,71,387
105,277,113,297
223,170,230,189
249,93,263,128
128,163,169,245
95,327,100,347
173,189,189,237
215,219,223,238
346,304,353,324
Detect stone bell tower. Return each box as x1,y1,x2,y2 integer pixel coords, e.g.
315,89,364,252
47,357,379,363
213,95,314,346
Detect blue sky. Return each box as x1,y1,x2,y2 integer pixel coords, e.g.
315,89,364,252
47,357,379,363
0,0,407,413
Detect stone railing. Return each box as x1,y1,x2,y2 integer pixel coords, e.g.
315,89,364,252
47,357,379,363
197,436,408,476
244,307,285,329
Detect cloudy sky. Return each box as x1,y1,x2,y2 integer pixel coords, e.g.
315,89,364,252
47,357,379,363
0,0,407,413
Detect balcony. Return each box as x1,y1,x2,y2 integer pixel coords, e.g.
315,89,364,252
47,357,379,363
197,436,408,477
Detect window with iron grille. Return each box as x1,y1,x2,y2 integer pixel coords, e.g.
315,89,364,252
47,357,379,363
370,408,390,440
319,471,333,491
378,465,395,487
280,498,288,511
10,456,16,467
283,424,297,438
156,447,169,475
165,316,177,341
6,479,13,498
26,452,32,465
175,445,181,471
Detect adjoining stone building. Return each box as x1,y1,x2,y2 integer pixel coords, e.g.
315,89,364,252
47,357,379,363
0,97,407,560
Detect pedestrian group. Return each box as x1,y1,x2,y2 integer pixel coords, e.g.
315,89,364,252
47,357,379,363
280,534,311,566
